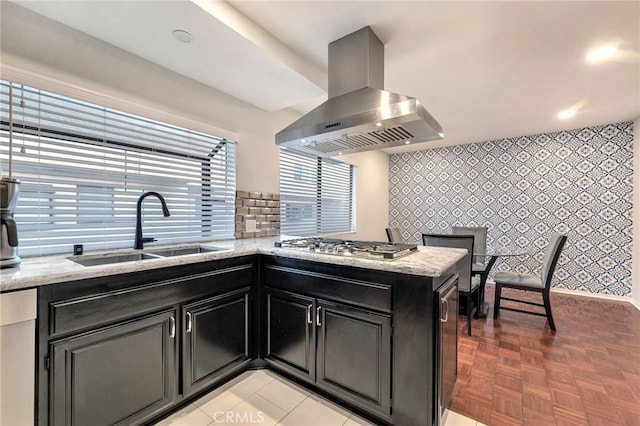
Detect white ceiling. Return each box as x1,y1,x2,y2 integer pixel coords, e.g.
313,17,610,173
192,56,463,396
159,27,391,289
9,0,640,152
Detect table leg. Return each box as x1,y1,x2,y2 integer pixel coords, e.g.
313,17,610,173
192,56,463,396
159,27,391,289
475,255,498,319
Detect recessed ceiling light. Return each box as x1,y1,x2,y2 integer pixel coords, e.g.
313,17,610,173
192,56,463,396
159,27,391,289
586,43,618,63
172,30,194,43
375,122,383,127
557,100,587,120
557,109,576,120
404,140,411,145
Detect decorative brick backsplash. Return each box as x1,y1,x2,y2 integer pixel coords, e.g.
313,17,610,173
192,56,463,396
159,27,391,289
235,191,280,239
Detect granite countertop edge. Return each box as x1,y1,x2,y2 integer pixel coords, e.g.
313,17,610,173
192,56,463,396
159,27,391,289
0,238,466,292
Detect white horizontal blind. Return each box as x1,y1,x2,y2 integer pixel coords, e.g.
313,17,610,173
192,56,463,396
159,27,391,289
279,148,354,236
0,81,236,256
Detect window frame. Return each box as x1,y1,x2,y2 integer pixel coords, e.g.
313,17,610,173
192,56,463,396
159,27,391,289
279,148,355,236
1,80,236,256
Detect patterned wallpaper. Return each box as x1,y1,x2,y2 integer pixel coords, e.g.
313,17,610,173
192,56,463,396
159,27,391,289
389,121,634,296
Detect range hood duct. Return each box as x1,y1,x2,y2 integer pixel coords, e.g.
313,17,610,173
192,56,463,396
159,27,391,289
276,26,443,157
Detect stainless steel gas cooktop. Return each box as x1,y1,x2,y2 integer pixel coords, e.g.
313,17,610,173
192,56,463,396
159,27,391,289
274,237,418,260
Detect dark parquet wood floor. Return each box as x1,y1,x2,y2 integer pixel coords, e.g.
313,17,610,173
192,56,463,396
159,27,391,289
450,284,640,426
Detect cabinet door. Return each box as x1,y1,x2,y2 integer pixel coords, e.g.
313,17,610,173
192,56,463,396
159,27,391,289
316,300,392,417
50,310,177,426
183,287,251,396
436,276,458,426
265,288,315,382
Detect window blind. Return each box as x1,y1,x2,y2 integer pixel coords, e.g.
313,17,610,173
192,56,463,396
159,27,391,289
0,81,236,256
279,148,355,236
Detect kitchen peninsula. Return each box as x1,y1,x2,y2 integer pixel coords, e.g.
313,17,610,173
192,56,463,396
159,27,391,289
0,238,465,426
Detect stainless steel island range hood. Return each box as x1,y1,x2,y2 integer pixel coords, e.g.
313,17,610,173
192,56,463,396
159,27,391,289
276,26,443,157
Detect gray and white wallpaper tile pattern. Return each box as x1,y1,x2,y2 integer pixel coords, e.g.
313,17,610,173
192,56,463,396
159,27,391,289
389,121,633,296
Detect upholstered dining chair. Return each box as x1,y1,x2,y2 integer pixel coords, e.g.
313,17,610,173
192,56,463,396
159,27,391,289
452,226,489,317
493,233,568,331
422,234,480,336
385,227,402,243
451,226,487,275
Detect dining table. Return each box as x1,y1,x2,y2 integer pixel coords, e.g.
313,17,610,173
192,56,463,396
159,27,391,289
473,247,530,318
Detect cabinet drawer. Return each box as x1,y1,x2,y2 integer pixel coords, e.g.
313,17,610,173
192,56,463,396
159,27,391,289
49,264,253,337
263,264,391,313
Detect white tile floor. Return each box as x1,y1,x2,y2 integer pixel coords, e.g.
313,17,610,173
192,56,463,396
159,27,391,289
153,370,485,426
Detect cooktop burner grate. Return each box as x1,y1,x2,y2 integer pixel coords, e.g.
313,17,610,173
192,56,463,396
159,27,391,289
274,238,418,260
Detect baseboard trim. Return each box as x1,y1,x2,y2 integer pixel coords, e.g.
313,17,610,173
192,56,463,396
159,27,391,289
550,287,640,311
485,279,640,311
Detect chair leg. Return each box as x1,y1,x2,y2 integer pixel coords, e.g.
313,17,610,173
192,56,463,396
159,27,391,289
543,291,556,331
493,283,501,320
474,273,486,319
467,291,472,336
476,256,498,319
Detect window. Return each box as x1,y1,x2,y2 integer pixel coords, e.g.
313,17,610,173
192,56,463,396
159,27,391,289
0,81,236,256
279,148,355,236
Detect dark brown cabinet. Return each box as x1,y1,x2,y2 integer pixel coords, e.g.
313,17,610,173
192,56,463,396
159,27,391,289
316,299,391,417
49,286,252,426
38,256,257,426
264,287,392,419
260,255,462,426
50,310,177,426
183,287,251,397
435,275,458,426
37,253,460,426
265,288,316,381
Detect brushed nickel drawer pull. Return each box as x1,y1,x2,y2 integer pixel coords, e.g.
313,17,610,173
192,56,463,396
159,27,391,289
441,299,449,323
169,315,176,338
186,312,192,333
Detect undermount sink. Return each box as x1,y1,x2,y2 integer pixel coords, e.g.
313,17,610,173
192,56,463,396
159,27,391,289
68,252,163,267
67,245,230,266
145,245,228,257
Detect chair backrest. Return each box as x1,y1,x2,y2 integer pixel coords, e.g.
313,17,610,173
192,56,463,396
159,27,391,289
452,226,487,263
541,233,568,288
423,234,474,292
385,227,402,243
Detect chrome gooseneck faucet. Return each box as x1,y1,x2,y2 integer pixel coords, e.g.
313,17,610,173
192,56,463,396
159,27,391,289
134,191,170,249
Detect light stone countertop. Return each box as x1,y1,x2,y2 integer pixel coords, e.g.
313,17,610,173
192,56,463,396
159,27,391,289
0,237,466,292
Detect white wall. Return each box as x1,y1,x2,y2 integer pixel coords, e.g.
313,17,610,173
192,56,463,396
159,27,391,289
633,117,640,304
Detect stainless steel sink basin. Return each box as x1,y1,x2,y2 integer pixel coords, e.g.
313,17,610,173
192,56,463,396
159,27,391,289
145,245,228,257
68,252,162,267
68,244,230,266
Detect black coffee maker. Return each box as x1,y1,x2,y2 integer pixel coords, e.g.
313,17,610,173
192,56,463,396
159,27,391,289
1,177,20,268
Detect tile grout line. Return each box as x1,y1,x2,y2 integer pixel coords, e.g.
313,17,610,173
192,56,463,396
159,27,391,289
195,405,214,424
246,392,289,424
193,372,278,424
167,371,478,426
256,382,307,414
274,394,311,426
